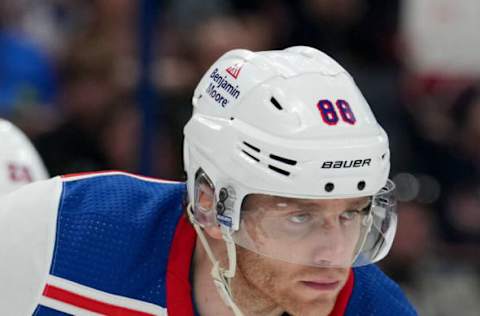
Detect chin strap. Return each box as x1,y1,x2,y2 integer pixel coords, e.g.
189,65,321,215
187,203,244,316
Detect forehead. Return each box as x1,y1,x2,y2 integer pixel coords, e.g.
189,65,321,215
242,194,370,210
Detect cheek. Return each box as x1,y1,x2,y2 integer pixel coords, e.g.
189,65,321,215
236,247,293,290
236,248,350,293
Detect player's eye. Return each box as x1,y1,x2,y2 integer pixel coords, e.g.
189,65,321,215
339,210,360,222
288,212,311,224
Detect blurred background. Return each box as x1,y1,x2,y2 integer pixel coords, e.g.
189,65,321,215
1,0,479,314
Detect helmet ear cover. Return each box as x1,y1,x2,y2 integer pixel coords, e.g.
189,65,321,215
192,169,217,227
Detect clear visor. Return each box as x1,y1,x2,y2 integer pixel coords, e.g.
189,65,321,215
232,180,397,268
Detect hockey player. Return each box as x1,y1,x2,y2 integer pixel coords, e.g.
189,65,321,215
0,47,416,315
0,118,48,195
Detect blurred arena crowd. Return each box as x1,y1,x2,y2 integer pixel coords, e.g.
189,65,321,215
1,0,479,315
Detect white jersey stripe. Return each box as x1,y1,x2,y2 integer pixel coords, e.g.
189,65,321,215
61,170,182,184
42,275,167,315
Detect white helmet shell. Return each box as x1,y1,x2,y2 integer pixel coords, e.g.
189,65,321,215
184,46,390,231
0,119,49,195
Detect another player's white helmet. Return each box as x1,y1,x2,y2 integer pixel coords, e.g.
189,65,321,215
0,119,49,195
184,46,396,269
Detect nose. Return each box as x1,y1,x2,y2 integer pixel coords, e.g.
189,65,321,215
310,224,349,266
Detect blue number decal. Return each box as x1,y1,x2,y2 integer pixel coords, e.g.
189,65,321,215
336,99,356,125
317,99,356,125
317,100,339,125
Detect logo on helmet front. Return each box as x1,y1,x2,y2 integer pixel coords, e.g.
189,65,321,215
226,62,244,79
205,68,242,107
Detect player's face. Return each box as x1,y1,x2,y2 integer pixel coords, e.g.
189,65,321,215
233,196,369,315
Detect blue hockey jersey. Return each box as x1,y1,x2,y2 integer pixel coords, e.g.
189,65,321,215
0,171,416,315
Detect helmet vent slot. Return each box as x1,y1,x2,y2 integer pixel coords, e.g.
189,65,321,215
242,150,260,162
270,97,283,110
243,141,260,152
269,154,297,166
268,165,290,176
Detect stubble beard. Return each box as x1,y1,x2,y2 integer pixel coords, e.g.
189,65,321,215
231,247,347,316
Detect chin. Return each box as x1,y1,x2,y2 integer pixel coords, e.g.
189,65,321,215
280,296,336,316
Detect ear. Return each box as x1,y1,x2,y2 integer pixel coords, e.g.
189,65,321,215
198,183,214,210
194,181,223,238
198,183,222,239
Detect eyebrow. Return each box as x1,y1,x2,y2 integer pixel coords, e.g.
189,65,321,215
251,197,371,211
270,197,371,211
349,198,371,208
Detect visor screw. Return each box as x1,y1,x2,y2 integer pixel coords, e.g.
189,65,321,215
325,182,334,192
358,181,366,191
216,202,226,214
219,188,229,202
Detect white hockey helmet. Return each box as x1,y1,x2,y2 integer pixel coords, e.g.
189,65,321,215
0,119,49,195
184,46,396,268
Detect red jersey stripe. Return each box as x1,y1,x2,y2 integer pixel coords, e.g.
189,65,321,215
329,269,354,316
166,215,197,315
43,284,155,316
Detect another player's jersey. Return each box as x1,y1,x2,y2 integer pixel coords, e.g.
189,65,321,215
0,171,190,315
0,172,416,315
